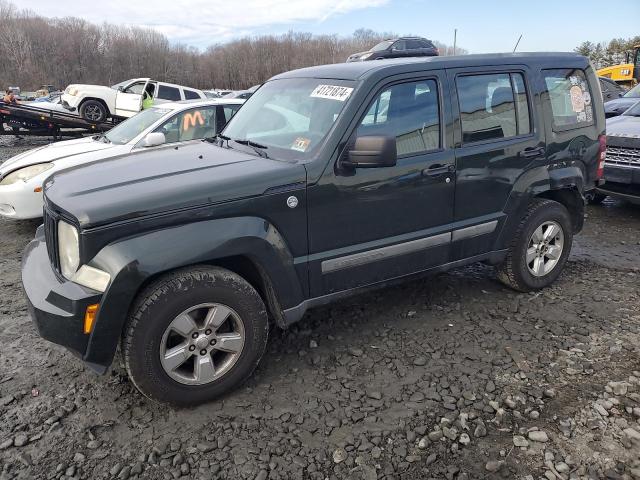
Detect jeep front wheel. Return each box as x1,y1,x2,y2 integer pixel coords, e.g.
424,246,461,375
122,266,269,406
79,100,107,122
497,199,573,292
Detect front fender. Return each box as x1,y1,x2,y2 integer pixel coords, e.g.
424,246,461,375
83,216,303,369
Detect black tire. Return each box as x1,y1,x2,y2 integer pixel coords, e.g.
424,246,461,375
79,99,107,122
497,199,573,292
586,191,607,205
122,266,269,407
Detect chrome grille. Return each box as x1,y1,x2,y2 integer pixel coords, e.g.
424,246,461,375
43,209,60,272
605,146,640,167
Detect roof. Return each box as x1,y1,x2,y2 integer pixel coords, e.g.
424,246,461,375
149,98,245,110
272,52,587,82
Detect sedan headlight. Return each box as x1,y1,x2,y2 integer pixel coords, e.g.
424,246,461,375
58,220,80,279
360,53,374,60
0,163,53,185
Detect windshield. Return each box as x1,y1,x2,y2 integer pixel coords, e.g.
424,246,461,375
104,108,171,145
111,79,136,90
371,40,393,52
222,78,355,161
623,84,640,98
622,101,640,116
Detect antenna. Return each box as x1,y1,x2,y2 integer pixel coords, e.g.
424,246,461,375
513,34,522,52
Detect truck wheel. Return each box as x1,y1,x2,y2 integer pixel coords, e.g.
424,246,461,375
122,266,269,406
79,100,107,122
497,199,572,292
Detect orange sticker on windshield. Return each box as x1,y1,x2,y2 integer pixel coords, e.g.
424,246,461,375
291,137,311,152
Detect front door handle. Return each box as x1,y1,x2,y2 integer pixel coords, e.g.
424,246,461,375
519,146,546,158
423,164,455,177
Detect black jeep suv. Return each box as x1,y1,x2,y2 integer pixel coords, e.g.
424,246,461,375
23,53,606,406
347,36,438,62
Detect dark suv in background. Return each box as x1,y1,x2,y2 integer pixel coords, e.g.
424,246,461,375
347,36,438,62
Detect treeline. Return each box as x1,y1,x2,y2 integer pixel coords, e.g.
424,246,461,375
0,0,465,91
574,36,640,70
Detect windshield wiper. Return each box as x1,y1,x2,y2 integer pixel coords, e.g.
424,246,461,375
204,133,230,143
233,138,269,158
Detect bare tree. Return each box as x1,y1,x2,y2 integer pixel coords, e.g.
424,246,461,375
0,1,466,91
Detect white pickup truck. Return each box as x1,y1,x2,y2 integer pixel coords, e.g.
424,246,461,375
61,78,207,121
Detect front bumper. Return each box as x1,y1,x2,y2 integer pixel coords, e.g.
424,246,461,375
60,94,79,112
596,164,640,204
0,182,45,219
21,227,105,372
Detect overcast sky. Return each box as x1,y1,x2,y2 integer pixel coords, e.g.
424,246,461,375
15,0,640,53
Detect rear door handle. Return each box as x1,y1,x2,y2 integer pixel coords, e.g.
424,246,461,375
519,146,545,158
423,164,455,177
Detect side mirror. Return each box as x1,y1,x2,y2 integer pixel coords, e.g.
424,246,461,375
118,86,124,92
345,135,397,168
143,132,166,147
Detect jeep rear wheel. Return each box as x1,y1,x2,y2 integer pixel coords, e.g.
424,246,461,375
122,266,269,406
79,100,107,122
497,199,573,292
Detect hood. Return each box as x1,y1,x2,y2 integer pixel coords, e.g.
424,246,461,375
606,115,640,139
346,50,370,61
604,97,638,114
68,84,113,93
44,141,307,228
0,136,115,174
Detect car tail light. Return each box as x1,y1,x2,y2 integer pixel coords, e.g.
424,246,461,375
596,134,606,179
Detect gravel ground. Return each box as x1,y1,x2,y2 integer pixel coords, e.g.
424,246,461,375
1,136,639,480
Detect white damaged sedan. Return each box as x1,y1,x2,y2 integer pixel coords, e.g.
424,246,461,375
0,98,243,219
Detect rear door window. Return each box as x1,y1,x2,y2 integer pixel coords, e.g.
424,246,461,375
157,85,182,102
357,79,440,156
456,72,531,144
542,69,594,131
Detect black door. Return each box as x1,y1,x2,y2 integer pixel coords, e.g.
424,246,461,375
306,73,456,297
447,66,544,260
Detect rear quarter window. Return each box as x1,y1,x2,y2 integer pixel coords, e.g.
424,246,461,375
543,69,594,132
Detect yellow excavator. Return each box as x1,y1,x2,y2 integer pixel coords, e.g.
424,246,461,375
597,44,640,87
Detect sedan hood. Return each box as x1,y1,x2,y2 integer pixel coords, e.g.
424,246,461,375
44,142,307,228
604,98,638,115
0,136,114,174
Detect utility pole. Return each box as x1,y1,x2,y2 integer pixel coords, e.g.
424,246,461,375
453,29,457,56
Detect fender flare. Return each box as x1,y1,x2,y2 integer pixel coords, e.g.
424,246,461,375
493,162,586,251
82,216,304,369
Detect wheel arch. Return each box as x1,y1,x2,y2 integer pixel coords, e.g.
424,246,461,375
535,187,584,233
81,216,304,370
79,97,111,116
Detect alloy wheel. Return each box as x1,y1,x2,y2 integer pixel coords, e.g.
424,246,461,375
526,221,564,277
159,303,245,385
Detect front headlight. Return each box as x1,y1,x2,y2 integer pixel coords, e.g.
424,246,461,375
360,53,374,60
58,220,80,279
68,87,79,96
0,163,54,185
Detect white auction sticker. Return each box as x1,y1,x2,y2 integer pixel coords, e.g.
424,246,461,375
310,85,354,102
